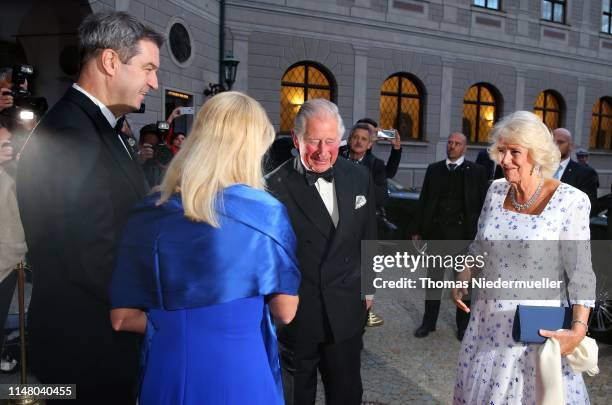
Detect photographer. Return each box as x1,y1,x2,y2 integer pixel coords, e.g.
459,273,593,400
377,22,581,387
0,66,47,132
0,121,26,374
138,122,172,187
164,106,188,155
0,67,25,112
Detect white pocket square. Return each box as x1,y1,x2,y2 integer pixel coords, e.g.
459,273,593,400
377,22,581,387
355,195,366,209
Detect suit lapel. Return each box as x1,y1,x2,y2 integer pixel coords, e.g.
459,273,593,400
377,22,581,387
99,123,148,196
561,160,575,183
66,88,147,196
284,158,334,239
332,159,355,236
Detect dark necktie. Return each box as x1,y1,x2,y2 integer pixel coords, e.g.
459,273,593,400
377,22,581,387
448,163,457,172
305,167,334,186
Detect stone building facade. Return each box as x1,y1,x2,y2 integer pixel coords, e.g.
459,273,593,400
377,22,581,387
2,0,611,192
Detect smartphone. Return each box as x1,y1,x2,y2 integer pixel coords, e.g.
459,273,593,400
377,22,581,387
377,129,395,139
177,106,194,115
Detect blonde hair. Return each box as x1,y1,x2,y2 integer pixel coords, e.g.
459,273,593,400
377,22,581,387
488,110,560,178
158,91,275,226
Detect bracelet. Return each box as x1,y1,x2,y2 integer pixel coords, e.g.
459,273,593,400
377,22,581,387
571,319,588,331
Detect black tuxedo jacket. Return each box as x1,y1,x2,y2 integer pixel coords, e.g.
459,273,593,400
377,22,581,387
412,159,488,240
560,159,599,212
266,157,377,344
358,153,388,208
17,87,148,383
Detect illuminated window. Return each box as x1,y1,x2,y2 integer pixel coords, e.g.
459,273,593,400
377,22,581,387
590,97,612,150
473,0,500,10
534,90,563,130
542,0,566,23
603,0,612,34
280,62,334,134
462,83,500,143
379,73,424,140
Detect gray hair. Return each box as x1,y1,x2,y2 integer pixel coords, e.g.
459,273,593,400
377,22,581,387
0,67,12,83
78,11,164,67
350,123,373,142
293,99,345,139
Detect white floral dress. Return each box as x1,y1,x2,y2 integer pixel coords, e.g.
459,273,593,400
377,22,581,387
453,179,596,405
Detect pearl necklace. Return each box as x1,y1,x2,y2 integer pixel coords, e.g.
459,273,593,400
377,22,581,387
510,177,544,211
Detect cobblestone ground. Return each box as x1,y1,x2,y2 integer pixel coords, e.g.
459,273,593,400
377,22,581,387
315,287,612,404
2,285,610,404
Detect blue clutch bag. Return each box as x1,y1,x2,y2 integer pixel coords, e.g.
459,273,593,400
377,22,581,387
512,305,572,344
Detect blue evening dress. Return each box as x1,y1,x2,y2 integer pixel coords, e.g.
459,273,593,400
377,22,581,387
110,185,300,405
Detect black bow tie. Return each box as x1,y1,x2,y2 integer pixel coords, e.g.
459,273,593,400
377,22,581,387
305,167,334,186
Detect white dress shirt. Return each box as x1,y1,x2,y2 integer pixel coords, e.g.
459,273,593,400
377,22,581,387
446,155,465,170
314,177,339,228
301,158,339,227
555,157,570,179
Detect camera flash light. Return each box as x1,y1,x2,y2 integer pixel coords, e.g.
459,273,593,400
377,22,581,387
19,110,35,120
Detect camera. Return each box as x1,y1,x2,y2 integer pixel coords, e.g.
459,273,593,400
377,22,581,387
377,129,395,139
152,121,172,166
1,65,48,121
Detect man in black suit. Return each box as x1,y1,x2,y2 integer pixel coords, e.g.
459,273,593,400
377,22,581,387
17,12,162,404
411,132,488,340
475,148,504,181
552,128,599,214
355,117,402,179
266,99,377,405
346,123,388,209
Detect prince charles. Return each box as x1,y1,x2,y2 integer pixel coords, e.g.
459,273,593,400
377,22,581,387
266,99,376,405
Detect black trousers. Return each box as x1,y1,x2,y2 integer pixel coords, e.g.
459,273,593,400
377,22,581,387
421,224,471,333
280,332,363,405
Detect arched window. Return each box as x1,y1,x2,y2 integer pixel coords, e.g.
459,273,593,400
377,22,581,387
462,83,500,143
590,97,612,150
280,62,335,134
379,73,424,140
534,90,563,130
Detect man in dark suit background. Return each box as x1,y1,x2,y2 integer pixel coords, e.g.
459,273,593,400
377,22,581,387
17,12,162,404
411,132,488,340
346,123,388,210
552,128,599,215
267,99,377,405
475,148,504,181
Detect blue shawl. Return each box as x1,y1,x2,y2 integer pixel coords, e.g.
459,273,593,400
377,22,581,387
110,184,300,402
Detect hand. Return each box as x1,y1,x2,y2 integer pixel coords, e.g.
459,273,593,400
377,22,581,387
451,287,470,313
138,143,154,162
166,107,182,123
365,299,373,311
539,328,587,356
0,88,13,111
391,129,401,150
451,268,471,313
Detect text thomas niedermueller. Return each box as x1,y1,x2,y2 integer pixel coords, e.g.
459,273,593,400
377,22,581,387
372,278,564,289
